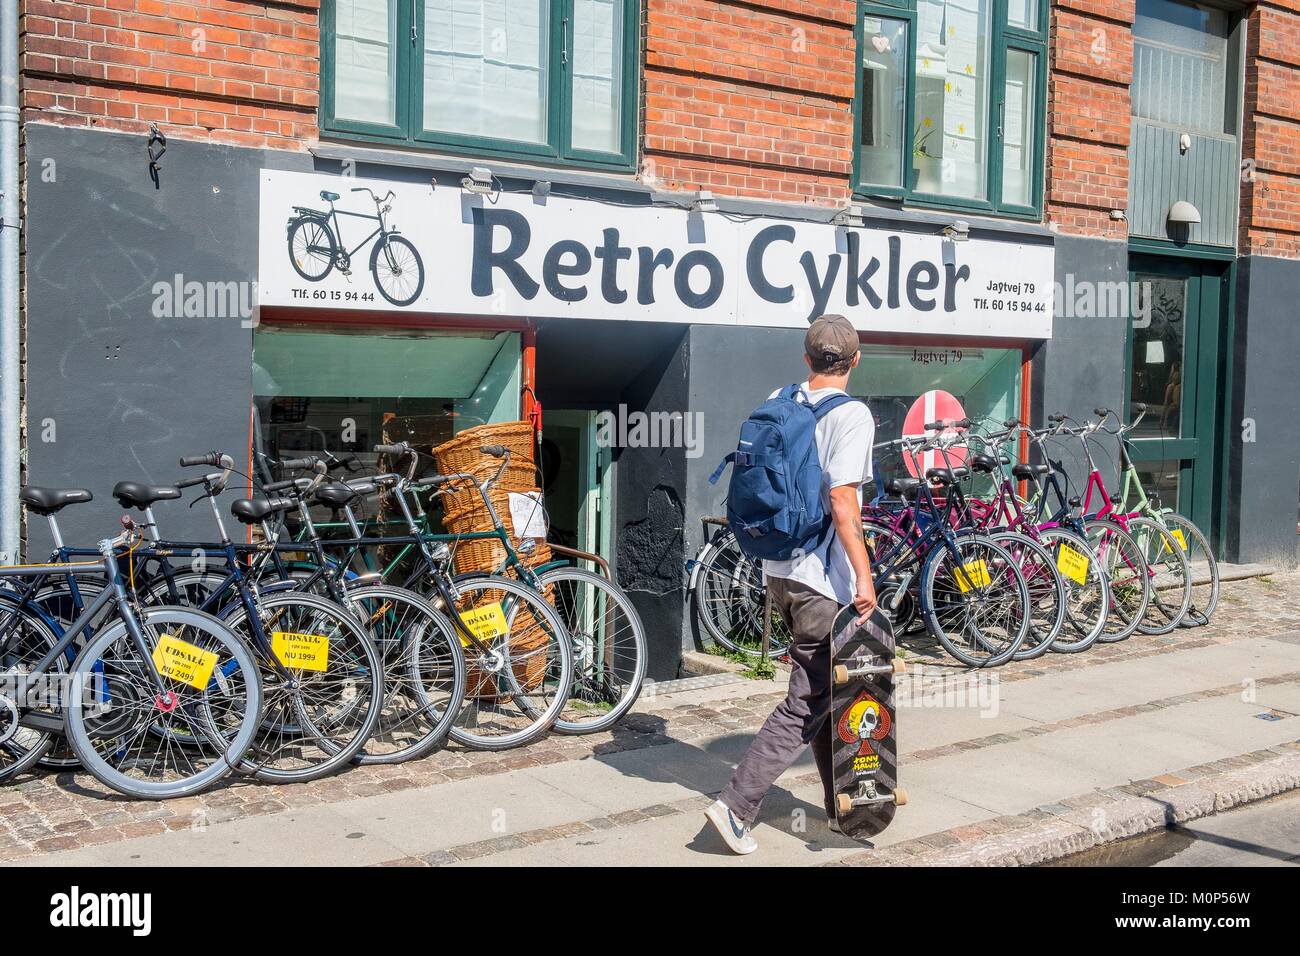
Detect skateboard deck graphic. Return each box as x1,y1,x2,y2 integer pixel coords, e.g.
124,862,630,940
829,603,906,840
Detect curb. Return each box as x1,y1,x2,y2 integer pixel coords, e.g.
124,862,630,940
832,749,1300,867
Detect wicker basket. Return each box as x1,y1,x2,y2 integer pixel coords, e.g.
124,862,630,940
433,420,537,484
434,421,554,701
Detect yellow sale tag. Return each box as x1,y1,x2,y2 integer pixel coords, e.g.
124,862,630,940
1171,528,1187,551
152,634,218,690
1056,544,1090,586
272,631,331,672
954,559,990,592
458,602,510,647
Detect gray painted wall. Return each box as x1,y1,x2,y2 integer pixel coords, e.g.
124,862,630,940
610,328,690,680
683,324,809,654
22,124,310,554
1033,234,1129,497
1227,255,1300,567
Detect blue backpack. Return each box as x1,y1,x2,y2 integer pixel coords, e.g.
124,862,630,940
709,384,856,561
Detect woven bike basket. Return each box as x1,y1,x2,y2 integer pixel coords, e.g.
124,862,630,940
433,421,553,697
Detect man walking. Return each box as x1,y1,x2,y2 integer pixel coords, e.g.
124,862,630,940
705,314,877,854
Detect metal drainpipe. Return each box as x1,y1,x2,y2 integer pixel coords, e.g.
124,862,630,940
0,0,19,562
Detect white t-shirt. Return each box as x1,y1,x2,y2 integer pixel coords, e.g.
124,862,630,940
762,383,875,605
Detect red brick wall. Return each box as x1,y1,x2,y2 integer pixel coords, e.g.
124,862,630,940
1241,0,1300,258
21,0,319,150
1046,0,1132,239
641,0,857,205
18,0,1300,255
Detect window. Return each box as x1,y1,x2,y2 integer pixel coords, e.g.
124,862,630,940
1133,0,1235,135
854,0,1046,215
322,0,637,169
847,343,1023,495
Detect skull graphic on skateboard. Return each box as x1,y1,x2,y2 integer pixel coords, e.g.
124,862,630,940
830,602,906,840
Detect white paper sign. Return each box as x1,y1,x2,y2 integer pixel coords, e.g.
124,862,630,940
259,170,1054,339
508,491,548,541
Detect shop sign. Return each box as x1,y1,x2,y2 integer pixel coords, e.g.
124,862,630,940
259,171,1054,338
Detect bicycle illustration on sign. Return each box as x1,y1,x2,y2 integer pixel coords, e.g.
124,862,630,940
285,186,425,307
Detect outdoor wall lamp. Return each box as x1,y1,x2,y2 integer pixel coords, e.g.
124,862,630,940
1167,200,1201,226
532,180,552,199
832,203,867,228
941,219,970,241
461,166,496,195
690,190,718,212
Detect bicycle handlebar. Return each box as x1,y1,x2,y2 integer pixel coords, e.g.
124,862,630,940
179,452,232,469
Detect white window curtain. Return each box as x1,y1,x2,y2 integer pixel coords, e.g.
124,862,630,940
423,0,549,143
335,0,398,124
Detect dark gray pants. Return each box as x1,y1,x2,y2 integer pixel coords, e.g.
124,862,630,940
719,576,839,825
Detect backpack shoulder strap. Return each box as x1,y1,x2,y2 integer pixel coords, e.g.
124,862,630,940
809,392,858,421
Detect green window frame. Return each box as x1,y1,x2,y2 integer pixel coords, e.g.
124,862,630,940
321,0,639,171
852,0,1047,218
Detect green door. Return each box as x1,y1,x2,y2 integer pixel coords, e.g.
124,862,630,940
1125,254,1228,537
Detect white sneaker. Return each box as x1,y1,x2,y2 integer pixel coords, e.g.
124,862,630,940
705,799,758,855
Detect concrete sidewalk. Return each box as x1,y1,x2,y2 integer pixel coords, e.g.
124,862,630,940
6,571,1300,867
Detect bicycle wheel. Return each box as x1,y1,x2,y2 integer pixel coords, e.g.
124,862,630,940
0,601,64,783
692,532,791,658
1084,519,1150,643
990,532,1065,661
64,607,262,800
1161,512,1219,626
345,584,465,764
864,519,921,633
1035,528,1109,653
287,216,336,281
371,234,424,307
220,591,383,783
434,575,573,750
33,581,111,771
542,566,647,735
1128,516,1191,635
919,534,1031,667
142,570,229,608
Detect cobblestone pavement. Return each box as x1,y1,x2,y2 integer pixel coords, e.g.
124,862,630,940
2,571,1297,864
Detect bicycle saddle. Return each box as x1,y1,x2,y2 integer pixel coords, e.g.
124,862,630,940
20,486,93,516
1011,463,1051,480
925,467,970,485
314,482,364,509
230,497,295,524
885,477,921,497
112,480,182,511
969,454,999,474
320,190,340,202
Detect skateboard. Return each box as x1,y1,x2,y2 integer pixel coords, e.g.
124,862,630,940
829,603,907,840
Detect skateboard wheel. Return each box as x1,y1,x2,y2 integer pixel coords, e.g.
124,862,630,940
836,793,853,815
832,664,849,685
893,787,908,807
892,658,907,675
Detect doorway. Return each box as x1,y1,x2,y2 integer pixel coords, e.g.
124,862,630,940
539,409,612,566
1126,254,1229,538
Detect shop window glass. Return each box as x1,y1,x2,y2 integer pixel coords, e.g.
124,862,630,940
1133,0,1231,135
859,16,910,189
847,344,1022,494
571,0,624,153
913,0,991,201
335,0,399,124
1001,49,1035,207
253,328,521,467
423,0,550,144
1129,273,1187,439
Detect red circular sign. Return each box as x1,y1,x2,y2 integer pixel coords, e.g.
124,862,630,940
901,390,968,479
